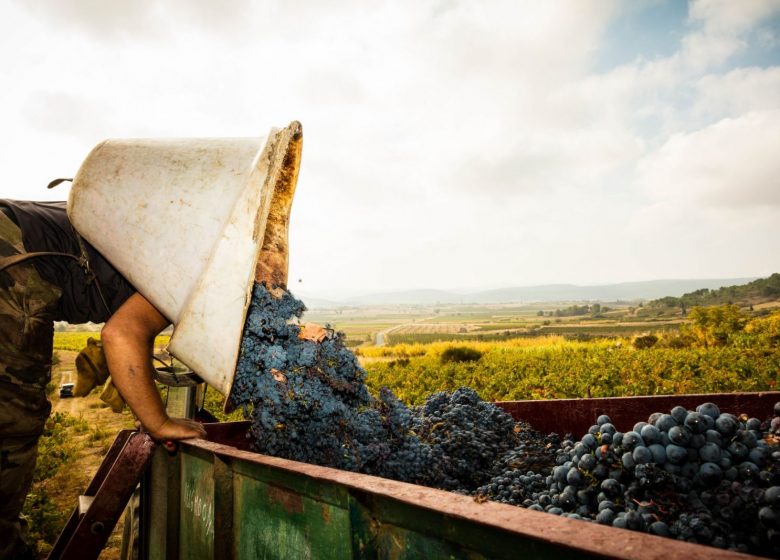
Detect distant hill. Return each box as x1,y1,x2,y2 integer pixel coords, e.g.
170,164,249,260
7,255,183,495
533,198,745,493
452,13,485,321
300,277,757,308
649,273,780,308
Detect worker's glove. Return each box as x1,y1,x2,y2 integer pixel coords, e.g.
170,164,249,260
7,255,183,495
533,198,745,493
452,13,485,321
99,378,126,413
74,337,110,397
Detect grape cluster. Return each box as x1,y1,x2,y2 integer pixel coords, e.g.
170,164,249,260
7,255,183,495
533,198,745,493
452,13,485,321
230,284,517,489
231,284,780,555
231,284,372,469
475,402,780,555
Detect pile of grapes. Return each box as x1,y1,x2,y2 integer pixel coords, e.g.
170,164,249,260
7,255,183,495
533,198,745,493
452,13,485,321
230,284,780,556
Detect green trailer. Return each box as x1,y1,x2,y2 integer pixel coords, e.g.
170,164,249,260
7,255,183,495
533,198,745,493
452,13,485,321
138,392,777,560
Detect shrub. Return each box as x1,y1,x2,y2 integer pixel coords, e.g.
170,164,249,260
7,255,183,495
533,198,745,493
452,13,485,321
440,346,482,364
633,334,658,349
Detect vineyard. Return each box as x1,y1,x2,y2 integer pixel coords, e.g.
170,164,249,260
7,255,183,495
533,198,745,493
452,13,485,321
359,307,780,405
53,332,171,353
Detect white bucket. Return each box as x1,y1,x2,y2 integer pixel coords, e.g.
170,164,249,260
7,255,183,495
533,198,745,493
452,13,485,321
68,122,302,398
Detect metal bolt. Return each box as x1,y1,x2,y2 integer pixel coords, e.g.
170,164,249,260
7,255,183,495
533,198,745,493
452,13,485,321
90,521,105,534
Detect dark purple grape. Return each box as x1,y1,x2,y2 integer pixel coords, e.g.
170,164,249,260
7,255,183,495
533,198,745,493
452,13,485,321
622,431,643,450
633,421,648,434
765,487,780,506
716,414,738,437
685,412,708,434
690,434,706,449
647,412,662,425
697,402,720,419
579,453,597,471
759,507,780,529
596,509,616,525
666,444,687,465
738,461,759,480
601,478,621,498
705,429,722,446
699,442,722,463
698,462,723,487
749,446,767,467
640,424,661,445
596,414,611,426
599,422,616,435
633,446,652,464
566,467,584,487
668,425,692,446
581,433,597,450
648,444,666,464
728,441,749,460
737,430,758,448
671,405,688,424
649,521,671,536
655,414,677,432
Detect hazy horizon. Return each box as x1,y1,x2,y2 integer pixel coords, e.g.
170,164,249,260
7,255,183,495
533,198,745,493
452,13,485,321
1,1,778,294
296,274,764,304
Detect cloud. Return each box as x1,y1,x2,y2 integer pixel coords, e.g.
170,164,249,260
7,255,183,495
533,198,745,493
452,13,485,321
637,110,780,208
681,0,780,70
15,0,262,40
0,1,778,292
694,66,780,118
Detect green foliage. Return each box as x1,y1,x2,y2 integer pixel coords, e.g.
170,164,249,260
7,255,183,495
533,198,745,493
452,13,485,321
553,304,592,317
682,304,747,347
440,346,483,364
201,385,245,422
365,343,780,405
22,487,65,553
364,314,780,405
649,273,780,308
745,312,780,346
33,412,81,481
387,331,533,345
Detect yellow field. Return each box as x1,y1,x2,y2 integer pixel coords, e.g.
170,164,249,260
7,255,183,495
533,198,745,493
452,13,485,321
53,332,172,353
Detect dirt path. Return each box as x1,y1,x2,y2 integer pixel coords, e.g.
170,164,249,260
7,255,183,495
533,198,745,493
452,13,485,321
374,316,439,346
41,351,137,559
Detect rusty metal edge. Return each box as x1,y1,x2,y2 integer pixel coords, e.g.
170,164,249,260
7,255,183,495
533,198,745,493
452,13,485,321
494,391,780,436
183,436,761,560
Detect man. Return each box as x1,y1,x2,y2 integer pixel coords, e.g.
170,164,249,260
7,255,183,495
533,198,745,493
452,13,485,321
0,199,205,560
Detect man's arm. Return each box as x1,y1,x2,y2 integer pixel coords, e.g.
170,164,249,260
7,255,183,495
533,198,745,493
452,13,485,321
101,293,206,441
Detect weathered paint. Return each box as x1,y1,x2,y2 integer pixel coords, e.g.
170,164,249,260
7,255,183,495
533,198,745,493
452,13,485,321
180,449,216,560
233,474,351,559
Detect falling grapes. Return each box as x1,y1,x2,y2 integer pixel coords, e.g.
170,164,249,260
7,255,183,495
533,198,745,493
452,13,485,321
229,283,780,556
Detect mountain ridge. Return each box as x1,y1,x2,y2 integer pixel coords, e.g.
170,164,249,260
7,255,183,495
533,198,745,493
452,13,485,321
298,277,758,308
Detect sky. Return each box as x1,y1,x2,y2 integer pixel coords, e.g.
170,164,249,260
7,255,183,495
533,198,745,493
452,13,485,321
0,0,778,298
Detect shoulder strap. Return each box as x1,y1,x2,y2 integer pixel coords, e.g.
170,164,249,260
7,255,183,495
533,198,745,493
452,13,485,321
0,249,112,318
0,251,82,273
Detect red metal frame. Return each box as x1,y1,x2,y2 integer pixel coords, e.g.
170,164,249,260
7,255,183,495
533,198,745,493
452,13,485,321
49,431,156,560
495,391,780,435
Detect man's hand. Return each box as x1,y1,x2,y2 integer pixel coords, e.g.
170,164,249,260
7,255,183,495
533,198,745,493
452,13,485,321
146,417,206,441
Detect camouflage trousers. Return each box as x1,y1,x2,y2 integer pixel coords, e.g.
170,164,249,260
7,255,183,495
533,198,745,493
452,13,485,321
0,433,38,559
0,211,59,559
